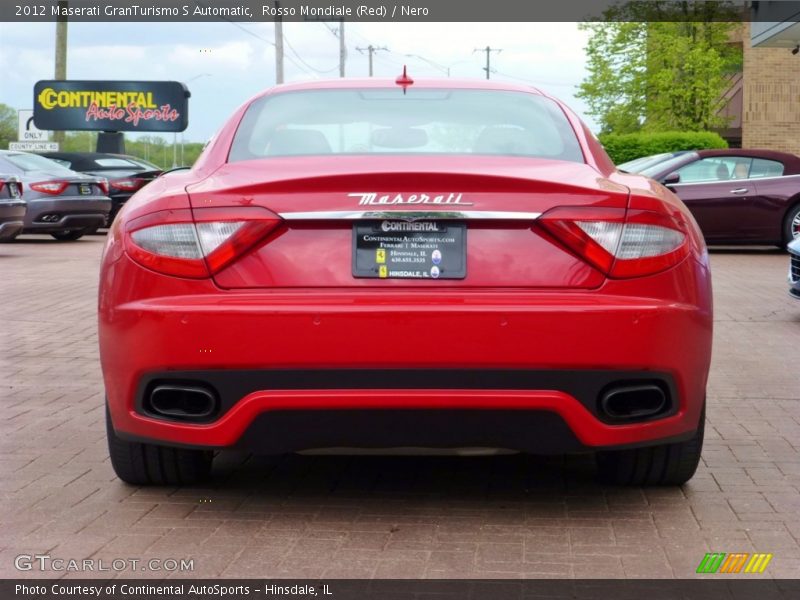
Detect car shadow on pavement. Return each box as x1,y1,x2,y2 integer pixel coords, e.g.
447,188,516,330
200,451,604,499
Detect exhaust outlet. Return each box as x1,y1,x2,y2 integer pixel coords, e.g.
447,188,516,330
148,384,218,421
599,384,668,421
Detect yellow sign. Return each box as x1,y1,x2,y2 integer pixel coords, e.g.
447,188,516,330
37,88,157,110
376,249,386,264
378,265,388,278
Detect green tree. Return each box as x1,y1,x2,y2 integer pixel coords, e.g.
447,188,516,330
577,2,742,134
0,103,17,150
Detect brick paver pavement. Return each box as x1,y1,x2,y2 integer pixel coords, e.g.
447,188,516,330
1,236,798,579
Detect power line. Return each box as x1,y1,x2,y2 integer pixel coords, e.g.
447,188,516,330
491,69,576,88
473,46,502,79
356,45,389,77
192,1,317,80
284,35,339,74
311,19,347,77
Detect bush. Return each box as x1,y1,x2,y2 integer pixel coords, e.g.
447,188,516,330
599,131,728,165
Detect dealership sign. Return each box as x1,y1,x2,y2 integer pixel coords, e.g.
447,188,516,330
33,80,189,132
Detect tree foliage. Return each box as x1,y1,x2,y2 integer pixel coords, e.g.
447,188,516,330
0,103,17,151
577,2,742,134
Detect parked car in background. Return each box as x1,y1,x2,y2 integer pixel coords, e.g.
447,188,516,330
39,152,162,225
788,238,800,299
616,151,688,174
638,149,800,246
0,175,26,241
101,78,712,487
0,150,111,241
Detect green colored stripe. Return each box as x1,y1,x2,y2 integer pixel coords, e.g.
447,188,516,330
696,553,714,573
697,552,726,573
708,553,726,573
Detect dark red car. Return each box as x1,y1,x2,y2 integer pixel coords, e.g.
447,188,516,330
638,149,800,246
99,78,713,487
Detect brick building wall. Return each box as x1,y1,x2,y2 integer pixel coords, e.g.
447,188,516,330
742,22,800,153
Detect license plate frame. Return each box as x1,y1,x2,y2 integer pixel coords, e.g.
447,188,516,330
352,220,466,280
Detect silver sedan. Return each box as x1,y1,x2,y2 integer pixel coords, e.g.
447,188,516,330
0,150,111,241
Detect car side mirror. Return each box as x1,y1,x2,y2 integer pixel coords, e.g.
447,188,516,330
662,172,681,185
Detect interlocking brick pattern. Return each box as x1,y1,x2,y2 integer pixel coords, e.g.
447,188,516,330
1,237,798,579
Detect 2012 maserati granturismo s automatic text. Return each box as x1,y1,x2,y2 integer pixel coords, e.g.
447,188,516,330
99,76,713,486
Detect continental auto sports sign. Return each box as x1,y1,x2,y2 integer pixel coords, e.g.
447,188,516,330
33,80,189,132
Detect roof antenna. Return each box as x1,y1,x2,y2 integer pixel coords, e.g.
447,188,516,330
396,65,414,94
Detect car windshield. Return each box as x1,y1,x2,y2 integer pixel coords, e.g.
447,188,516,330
128,157,160,170
229,88,585,163
3,152,76,174
94,158,143,168
618,152,675,173
639,153,698,179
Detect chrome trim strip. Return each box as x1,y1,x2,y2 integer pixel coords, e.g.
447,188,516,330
667,173,800,187
279,210,542,221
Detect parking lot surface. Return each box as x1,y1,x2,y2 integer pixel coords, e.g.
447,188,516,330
1,236,798,579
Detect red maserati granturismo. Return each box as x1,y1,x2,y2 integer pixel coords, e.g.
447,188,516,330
99,77,713,486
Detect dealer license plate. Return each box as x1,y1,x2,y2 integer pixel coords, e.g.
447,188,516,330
353,221,466,279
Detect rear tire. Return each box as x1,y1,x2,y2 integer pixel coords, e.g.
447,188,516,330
51,230,85,241
784,203,800,246
596,406,705,486
106,406,213,485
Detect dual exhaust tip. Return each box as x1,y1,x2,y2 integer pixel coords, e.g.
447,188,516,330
144,380,670,425
599,383,669,422
146,384,218,422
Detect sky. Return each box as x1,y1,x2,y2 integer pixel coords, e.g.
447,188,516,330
0,21,593,144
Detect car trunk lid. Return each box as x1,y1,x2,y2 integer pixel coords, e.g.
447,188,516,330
186,156,630,289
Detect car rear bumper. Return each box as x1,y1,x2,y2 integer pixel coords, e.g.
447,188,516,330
0,201,26,239
101,256,713,454
23,196,111,232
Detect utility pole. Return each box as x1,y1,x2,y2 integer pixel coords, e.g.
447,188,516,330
356,45,388,77
338,20,346,77
53,0,68,146
474,46,502,79
274,0,284,84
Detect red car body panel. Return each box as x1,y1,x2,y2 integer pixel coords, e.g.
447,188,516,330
99,78,713,455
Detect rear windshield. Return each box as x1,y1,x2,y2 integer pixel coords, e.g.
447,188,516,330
229,89,584,163
94,158,142,168
3,153,75,174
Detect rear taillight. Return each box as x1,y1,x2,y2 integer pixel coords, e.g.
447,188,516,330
538,207,690,278
97,178,109,195
125,208,283,278
0,179,23,196
110,177,144,192
30,181,69,195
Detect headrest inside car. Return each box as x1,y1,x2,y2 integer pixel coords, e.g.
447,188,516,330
370,127,429,149
265,129,332,156
473,126,538,155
